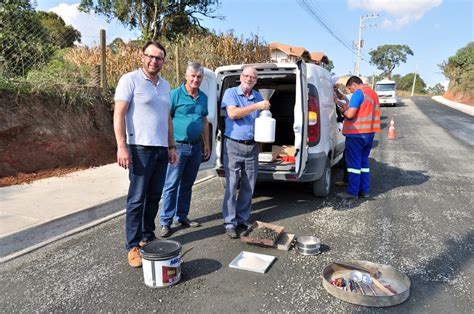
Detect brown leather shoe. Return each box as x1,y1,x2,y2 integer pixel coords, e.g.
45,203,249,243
128,247,142,268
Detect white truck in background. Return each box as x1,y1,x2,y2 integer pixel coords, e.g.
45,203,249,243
375,79,397,106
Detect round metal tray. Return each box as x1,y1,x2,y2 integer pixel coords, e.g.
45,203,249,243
322,260,410,307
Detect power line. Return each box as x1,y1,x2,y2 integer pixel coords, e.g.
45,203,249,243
296,0,372,64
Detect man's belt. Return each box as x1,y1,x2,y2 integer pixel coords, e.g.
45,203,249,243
176,139,201,145
225,136,255,145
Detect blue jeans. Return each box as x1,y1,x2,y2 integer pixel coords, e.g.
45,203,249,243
125,145,168,250
160,142,202,226
345,136,374,196
222,139,258,229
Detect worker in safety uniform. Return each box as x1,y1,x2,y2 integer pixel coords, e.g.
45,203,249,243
336,76,381,199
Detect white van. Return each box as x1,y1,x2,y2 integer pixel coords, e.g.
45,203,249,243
375,79,397,106
197,61,345,197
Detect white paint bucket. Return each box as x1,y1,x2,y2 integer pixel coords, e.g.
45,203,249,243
140,240,182,288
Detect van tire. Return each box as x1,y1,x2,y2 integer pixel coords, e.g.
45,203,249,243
312,159,331,197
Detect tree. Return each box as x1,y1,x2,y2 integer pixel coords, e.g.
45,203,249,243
79,0,222,40
321,59,334,74
426,83,445,95
37,11,81,48
369,45,414,79
397,72,426,94
439,42,474,98
0,0,82,76
0,0,52,76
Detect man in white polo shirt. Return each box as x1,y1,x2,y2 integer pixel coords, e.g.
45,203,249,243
114,40,178,267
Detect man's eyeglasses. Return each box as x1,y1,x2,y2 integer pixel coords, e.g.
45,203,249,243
241,74,257,80
144,54,165,62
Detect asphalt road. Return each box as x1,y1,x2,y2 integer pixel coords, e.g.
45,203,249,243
411,96,474,146
1,97,472,313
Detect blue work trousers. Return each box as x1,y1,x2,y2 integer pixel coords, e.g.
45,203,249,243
160,142,202,226
125,145,168,250
345,136,374,196
222,139,258,229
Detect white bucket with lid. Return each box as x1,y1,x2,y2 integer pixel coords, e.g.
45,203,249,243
140,240,182,288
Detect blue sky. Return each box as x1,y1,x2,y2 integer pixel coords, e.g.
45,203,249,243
36,0,473,87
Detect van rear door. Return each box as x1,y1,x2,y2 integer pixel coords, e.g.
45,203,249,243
295,60,308,178
198,67,217,170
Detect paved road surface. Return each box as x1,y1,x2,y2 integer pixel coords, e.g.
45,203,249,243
413,96,474,146
1,97,472,312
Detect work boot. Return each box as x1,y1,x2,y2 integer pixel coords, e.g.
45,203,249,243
128,247,142,268
335,180,348,187
139,237,156,247
226,227,238,239
359,192,370,199
160,225,171,238
336,192,358,200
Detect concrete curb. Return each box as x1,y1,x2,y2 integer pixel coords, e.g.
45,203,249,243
432,96,474,116
0,173,215,263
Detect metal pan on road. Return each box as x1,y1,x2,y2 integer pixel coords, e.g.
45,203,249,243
322,260,410,307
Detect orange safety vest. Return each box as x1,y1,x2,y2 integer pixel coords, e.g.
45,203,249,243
343,86,381,135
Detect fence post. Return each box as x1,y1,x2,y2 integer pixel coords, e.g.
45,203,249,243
100,29,107,94
175,45,180,86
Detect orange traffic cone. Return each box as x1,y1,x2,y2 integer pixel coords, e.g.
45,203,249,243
388,117,397,140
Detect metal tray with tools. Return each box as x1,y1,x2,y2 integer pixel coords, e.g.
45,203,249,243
322,260,411,307
240,221,284,247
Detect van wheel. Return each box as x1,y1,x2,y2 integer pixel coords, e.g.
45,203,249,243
312,159,331,197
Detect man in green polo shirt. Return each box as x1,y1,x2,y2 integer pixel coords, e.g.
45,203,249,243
159,62,210,237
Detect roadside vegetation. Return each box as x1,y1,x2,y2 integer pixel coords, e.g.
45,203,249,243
439,42,474,100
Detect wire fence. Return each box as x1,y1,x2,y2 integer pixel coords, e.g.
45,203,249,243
1,3,271,96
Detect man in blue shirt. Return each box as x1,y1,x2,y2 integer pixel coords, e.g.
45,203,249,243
114,40,177,267
159,62,210,237
221,66,271,239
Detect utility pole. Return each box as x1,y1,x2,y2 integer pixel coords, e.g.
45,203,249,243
355,14,378,77
411,64,418,97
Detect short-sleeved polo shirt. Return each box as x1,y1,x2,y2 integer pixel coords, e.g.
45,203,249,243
170,83,208,141
221,85,263,140
114,69,170,146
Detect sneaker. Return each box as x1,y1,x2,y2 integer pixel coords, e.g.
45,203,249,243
128,247,142,268
238,221,253,230
226,227,238,239
335,180,348,187
336,192,358,200
160,225,171,238
176,218,201,228
359,192,370,198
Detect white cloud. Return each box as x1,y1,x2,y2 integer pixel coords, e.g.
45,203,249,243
348,0,442,29
49,3,140,46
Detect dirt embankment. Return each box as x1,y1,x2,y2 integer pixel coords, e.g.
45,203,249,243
0,93,116,186
443,91,474,106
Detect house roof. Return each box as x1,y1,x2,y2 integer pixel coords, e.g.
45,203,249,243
268,42,328,64
310,52,329,64
268,42,308,58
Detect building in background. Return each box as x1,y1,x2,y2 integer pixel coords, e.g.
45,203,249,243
268,42,328,65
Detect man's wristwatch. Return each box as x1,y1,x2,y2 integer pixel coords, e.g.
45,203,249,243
168,145,176,149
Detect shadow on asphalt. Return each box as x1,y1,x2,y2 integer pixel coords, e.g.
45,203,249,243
172,157,429,245
181,258,222,282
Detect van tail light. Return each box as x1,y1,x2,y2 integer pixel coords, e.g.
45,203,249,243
308,90,321,146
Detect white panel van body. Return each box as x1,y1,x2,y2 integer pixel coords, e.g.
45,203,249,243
203,61,344,197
